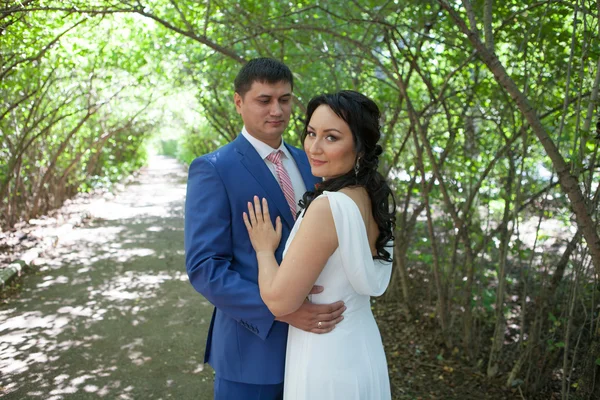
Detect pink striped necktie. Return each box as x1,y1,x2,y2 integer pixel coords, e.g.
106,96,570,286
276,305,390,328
266,150,297,220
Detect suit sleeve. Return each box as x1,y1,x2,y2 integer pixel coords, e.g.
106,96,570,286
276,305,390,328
184,156,275,340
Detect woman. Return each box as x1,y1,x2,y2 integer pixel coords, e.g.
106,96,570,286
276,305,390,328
243,90,395,399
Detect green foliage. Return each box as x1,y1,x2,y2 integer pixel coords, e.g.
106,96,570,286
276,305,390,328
177,127,222,165
159,139,179,158
0,8,165,225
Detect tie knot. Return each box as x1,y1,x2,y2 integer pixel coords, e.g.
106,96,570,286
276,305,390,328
267,150,283,164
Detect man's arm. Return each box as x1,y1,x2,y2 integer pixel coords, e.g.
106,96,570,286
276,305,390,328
185,156,275,339
277,295,346,334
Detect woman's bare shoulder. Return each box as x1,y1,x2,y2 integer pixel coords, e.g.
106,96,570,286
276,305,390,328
302,195,334,226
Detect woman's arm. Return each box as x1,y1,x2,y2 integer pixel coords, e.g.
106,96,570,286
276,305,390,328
244,196,338,317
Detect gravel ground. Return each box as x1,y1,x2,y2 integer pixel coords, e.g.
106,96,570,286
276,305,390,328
0,156,215,399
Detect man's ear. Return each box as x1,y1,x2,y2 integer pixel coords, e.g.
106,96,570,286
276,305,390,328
234,92,243,114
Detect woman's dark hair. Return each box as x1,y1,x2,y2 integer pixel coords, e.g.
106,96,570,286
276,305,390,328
234,58,293,98
299,90,396,262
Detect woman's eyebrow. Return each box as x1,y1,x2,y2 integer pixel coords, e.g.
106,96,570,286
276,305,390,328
306,125,342,134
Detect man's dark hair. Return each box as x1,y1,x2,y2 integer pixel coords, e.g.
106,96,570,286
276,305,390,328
234,58,293,98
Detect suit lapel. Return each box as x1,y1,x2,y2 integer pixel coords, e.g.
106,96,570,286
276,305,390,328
236,135,296,228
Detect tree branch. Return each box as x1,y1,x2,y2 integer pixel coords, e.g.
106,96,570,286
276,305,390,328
438,0,600,275
483,0,494,51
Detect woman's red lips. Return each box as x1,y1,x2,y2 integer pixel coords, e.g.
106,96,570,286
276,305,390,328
310,158,326,166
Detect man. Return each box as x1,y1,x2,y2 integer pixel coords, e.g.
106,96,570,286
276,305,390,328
185,58,345,400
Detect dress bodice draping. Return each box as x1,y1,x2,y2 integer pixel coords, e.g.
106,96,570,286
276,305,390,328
282,191,392,400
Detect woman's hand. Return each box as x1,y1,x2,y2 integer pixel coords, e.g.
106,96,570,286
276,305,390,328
243,196,282,254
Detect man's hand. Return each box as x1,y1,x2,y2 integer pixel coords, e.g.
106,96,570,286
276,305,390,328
276,286,346,333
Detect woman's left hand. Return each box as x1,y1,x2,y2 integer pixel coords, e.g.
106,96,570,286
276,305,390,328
243,196,282,254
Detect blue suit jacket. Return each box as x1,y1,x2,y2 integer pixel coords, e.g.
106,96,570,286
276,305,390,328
184,134,320,385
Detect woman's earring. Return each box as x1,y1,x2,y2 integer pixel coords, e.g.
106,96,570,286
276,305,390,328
354,157,360,177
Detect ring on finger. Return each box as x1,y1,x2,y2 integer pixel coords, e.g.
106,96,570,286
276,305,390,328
317,321,323,329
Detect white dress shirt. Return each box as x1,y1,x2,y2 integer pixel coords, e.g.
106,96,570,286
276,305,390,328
241,127,307,212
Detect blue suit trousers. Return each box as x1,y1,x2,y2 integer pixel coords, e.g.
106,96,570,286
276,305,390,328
214,376,284,400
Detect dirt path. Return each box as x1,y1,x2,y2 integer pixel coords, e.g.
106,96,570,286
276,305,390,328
0,156,214,399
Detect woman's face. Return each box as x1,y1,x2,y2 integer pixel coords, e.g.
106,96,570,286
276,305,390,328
304,105,357,180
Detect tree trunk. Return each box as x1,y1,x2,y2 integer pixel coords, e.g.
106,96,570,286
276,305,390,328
413,129,451,346
487,157,515,377
438,0,600,280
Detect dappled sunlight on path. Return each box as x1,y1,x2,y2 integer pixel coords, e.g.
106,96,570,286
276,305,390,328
0,156,214,399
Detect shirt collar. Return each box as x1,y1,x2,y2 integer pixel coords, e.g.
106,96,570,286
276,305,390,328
241,126,293,161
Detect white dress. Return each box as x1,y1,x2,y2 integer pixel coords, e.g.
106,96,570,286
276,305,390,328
282,191,392,400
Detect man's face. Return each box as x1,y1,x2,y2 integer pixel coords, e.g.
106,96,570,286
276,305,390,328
234,80,293,148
